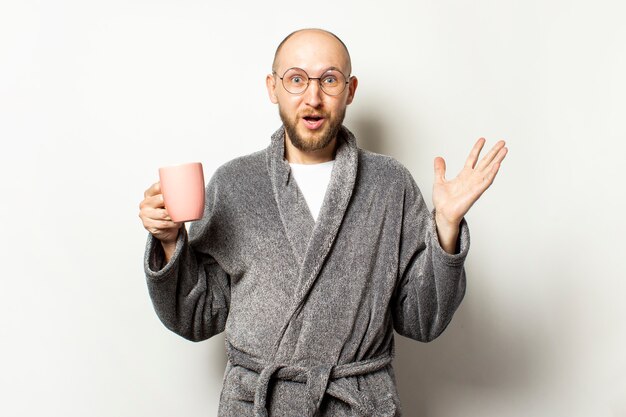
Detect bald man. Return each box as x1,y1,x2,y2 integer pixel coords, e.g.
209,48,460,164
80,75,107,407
139,28,507,416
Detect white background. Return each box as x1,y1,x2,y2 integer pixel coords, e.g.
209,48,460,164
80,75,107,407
1,1,625,416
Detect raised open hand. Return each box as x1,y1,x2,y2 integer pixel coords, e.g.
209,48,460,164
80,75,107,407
433,138,508,230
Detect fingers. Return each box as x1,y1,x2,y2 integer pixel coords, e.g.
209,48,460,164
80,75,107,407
139,205,180,237
148,193,166,209
139,181,182,243
139,191,166,210
142,216,183,240
144,182,161,198
495,144,508,164
476,140,506,172
142,216,178,230
138,205,172,224
139,184,170,222
482,161,502,186
145,207,172,221
434,157,446,182
464,138,486,169
482,147,507,185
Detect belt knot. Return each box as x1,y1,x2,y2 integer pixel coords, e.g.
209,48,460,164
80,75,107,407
227,341,394,417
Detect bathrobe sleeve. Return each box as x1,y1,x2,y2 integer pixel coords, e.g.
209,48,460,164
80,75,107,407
391,167,469,342
143,174,231,342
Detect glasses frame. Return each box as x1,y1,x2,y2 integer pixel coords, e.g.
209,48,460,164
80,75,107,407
273,67,351,96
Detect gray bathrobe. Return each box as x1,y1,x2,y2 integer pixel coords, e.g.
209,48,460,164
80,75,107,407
143,125,469,416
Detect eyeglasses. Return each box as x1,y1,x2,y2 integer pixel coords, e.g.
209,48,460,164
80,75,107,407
273,67,350,96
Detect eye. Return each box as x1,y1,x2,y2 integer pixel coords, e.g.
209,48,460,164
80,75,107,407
322,75,338,84
290,76,305,84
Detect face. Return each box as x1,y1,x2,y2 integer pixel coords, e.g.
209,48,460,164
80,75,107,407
266,31,358,153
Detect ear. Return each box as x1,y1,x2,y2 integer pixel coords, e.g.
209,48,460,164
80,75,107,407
346,76,358,105
266,73,279,104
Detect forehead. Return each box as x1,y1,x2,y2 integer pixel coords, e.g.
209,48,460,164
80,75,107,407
276,31,350,75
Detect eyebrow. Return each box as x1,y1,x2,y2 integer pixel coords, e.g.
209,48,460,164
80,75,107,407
321,66,348,74
293,66,347,75
275,66,350,78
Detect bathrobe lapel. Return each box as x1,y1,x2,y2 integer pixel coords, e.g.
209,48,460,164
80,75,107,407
266,126,316,267
266,125,358,356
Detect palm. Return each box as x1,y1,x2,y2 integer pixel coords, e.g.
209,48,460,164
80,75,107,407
432,138,508,225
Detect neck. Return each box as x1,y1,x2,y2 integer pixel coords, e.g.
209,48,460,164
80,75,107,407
284,134,338,164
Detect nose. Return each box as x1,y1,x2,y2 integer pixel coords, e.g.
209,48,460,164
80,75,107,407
304,78,323,107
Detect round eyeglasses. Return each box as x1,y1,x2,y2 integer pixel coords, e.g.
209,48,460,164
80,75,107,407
274,67,350,96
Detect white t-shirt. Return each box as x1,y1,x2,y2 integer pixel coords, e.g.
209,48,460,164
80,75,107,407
288,160,335,221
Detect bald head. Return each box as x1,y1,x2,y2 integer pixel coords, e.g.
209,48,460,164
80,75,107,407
272,28,352,76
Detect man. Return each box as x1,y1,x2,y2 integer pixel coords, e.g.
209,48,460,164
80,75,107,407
139,28,507,416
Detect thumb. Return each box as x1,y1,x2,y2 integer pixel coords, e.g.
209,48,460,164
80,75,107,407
144,181,161,198
434,157,446,183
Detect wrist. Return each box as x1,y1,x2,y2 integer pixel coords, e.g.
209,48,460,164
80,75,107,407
160,240,177,263
434,212,460,254
434,211,460,232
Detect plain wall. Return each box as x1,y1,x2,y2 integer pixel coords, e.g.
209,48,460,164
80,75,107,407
1,0,624,416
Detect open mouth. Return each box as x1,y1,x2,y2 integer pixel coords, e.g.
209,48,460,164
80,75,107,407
302,115,325,130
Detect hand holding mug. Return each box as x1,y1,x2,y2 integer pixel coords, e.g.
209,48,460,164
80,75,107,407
139,162,205,262
139,181,184,246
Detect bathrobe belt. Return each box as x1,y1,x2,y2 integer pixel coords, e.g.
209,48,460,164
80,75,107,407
226,341,395,417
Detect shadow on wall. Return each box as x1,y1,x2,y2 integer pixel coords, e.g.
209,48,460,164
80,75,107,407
392,304,533,416
349,114,387,155
348,111,411,159
350,116,533,416
208,332,229,384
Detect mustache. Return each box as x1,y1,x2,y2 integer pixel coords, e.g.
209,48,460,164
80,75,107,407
300,111,329,118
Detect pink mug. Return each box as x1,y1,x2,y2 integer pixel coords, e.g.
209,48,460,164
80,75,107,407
158,162,205,222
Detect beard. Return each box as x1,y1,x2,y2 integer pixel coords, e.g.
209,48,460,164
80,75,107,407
279,106,346,153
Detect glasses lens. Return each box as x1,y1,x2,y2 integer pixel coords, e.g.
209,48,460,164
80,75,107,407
282,68,309,94
319,70,347,96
